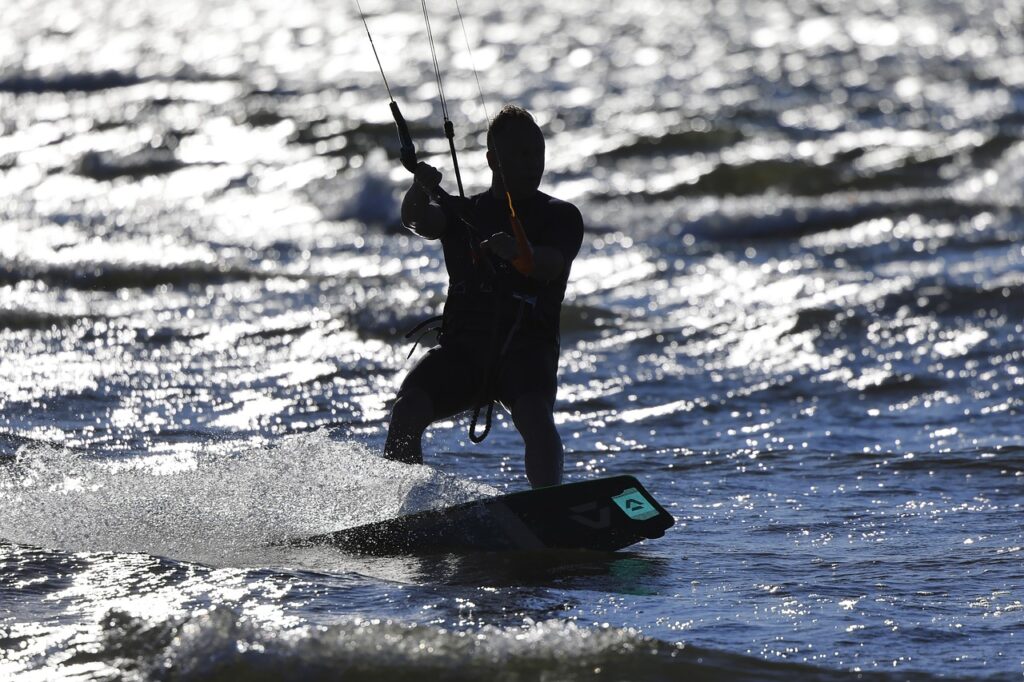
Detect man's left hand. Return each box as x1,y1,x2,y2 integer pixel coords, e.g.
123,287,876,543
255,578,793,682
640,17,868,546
482,233,518,262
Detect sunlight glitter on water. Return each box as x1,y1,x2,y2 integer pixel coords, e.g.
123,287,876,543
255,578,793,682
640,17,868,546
2,0,1024,678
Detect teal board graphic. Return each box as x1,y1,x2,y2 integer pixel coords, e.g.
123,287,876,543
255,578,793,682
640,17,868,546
612,487,660,520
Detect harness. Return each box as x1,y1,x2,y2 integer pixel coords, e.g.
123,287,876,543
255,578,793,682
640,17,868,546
466,289,538,443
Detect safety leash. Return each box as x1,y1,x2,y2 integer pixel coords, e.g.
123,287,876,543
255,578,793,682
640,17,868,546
468,293,535,443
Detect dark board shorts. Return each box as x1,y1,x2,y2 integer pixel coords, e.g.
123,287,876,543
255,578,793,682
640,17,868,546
398,338,558,419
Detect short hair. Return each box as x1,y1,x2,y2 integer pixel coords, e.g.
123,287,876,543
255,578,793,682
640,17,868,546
487,104,544,152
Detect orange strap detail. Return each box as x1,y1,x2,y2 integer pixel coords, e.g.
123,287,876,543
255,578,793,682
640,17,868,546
506,192,534,276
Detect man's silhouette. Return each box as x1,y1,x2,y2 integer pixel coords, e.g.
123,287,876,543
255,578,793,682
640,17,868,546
384,105,584,488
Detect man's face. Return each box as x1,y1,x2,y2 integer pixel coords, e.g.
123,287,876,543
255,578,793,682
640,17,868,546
488,126,545,201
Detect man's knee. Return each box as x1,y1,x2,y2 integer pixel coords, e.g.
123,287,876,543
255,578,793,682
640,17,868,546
513,393,562,488
390,387,434,432
511,394,559,449
511,393,555,430
385,388,434,464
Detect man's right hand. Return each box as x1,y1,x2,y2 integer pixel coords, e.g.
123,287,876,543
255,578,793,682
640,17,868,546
402,162,447,239
413,162,442,193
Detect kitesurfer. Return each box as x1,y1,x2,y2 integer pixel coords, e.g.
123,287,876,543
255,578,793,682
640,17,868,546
384,105,584,488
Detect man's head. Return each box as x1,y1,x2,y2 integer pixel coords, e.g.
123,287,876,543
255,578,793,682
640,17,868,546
486,104,545,201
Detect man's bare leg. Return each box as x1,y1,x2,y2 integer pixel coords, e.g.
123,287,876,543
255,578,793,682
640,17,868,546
512,393,563,488
384,388,434,464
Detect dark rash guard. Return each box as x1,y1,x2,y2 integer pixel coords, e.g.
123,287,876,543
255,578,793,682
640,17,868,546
398,189,584,414
437,189,584,346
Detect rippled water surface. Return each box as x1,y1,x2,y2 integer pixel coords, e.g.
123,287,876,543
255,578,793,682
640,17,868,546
2,0,1023,679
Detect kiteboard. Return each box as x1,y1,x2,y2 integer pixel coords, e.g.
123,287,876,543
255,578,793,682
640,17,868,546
297,475,673,555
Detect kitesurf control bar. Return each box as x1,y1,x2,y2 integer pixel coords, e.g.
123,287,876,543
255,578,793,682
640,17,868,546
356,0,422,178
390,101,418,173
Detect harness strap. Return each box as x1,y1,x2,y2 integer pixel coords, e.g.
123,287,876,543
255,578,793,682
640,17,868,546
468,294,535,443
403,314,444,359
505,193,535,276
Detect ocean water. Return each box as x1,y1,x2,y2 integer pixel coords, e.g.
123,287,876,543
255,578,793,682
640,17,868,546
2,0,1023,679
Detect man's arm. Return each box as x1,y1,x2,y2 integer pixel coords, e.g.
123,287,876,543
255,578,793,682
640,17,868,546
528,245,564,281
482,203,583,282
401,163,447,239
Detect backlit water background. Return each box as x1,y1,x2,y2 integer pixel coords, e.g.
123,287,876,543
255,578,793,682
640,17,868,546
1,0,1023,678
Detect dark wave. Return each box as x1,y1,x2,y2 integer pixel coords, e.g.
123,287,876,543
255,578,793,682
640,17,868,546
74,605,928,682
74,148,188,181
0,309,87,331
0,261,268,291
241,94,292,128
671,190,986,242
878,279,1024,318
787,306,846,336
0,70,147,93
969,130,1022,166
855,372,946,395
786,276,1023,347
0,433,41,459
596,127,746,160
290,117,439,163
559,303,622,334
649,151,972,200
589,121,1021,210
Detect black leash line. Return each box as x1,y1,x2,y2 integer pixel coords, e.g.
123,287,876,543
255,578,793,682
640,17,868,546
354,0,394,101
453,0,491,123
419,0,466,197
353,0,417,172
